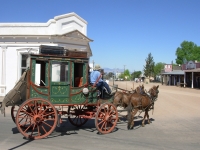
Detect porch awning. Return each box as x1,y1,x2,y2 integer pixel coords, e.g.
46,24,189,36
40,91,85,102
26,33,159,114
184,68,200,72
161,70,184,75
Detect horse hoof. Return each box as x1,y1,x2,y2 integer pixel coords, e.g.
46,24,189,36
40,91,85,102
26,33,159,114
142,124,145,127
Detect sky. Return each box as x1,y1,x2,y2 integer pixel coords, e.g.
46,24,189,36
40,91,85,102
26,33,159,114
0,0,200,72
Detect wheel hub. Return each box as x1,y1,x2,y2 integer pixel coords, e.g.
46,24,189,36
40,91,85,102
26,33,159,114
34,115,42,123
105,115,109,121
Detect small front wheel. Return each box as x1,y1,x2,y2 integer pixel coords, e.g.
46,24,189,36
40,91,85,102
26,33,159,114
95,102,118,134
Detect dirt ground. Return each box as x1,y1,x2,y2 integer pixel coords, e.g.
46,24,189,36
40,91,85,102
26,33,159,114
109,81,200,120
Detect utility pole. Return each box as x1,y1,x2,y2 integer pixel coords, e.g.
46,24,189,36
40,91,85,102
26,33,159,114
92,60,95,71
124,65,126,80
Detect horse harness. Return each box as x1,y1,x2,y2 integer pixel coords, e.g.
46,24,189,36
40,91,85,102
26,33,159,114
136,87,158,117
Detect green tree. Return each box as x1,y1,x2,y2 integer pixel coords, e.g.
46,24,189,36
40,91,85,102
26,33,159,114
124,69,130,80
143,53,155,78
175,41,200,64
119,73,124,79
154,62,165,77
131,71,142,79
119,69,131,80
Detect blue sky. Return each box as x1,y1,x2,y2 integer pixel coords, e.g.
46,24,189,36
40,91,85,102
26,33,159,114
0,0,200,72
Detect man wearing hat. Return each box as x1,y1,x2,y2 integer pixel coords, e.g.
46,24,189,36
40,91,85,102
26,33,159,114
90,64,114,95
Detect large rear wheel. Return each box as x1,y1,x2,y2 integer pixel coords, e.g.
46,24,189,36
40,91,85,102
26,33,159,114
15,98,58,140
11,105,19,123
95,102,118,134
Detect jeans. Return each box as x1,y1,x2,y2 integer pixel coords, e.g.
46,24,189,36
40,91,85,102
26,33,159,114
96,81,111,94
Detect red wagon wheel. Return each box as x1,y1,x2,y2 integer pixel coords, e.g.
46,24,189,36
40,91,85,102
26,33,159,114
11,105,19,123
15,98,58,140
68,105,88,127
95,102,118,134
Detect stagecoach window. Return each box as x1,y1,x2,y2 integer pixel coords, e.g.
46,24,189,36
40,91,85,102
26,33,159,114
51,62,68,82
35,61,47,86
74,63,83,87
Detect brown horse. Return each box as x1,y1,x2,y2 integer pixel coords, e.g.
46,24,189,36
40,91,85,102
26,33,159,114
112,84,145,109
127,85,159,130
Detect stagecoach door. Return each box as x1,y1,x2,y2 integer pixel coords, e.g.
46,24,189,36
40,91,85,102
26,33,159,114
50,60,70,104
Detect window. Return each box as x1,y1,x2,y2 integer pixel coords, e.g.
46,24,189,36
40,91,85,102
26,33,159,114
51,62,68,82
21,54,28,75
74,63,83,87
35,60,47,86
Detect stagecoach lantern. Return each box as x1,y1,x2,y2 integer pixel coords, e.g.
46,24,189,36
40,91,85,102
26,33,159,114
82,88,89,94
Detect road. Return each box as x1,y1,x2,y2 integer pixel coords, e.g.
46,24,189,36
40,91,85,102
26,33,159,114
0,81,200,150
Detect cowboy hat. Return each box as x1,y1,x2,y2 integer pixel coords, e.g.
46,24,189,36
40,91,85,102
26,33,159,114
94,64,102,70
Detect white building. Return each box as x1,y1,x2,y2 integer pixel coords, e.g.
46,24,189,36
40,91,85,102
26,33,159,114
0,12,93,96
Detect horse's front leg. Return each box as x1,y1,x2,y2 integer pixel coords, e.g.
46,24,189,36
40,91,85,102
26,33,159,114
146,110,151,124
142,110,148,127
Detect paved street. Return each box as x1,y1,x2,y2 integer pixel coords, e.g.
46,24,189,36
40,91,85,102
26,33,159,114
0,82,200,150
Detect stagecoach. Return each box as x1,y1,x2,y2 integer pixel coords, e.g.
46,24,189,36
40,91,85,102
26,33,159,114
0,45,118,139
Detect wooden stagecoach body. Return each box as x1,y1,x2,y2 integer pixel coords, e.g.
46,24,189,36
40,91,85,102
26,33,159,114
0,46,118,139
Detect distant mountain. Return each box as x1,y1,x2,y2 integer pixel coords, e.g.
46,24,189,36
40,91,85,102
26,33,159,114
103,68,124,73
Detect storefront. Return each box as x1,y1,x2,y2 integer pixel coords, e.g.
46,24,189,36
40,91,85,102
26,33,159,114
161,61,200,88
161,70,184,86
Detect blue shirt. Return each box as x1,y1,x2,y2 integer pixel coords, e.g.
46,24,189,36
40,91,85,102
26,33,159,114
90,70,103,84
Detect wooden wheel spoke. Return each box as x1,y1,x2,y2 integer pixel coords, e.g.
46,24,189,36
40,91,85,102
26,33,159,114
75,117,79,124
103,107,107,114
19,119,32,128
40,106,50,115
23,114,30,125
37,125,40,136
27,104,35,116
99,112,105,119
42,111,55,117
42,121,53,128
98,119,104,126
41,125,47,134
21,108,34,117
109,110,116,116
100,121,106,130
104,122,108,131
23,123,34,133
78,116,82,124
18,115,31,124
72,116,78,122
38,102,44,114
34,101,38,115
29,124,36,137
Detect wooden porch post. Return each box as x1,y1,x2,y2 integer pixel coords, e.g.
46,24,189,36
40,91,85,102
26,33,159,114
184,72,186,87
192,72,194,88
